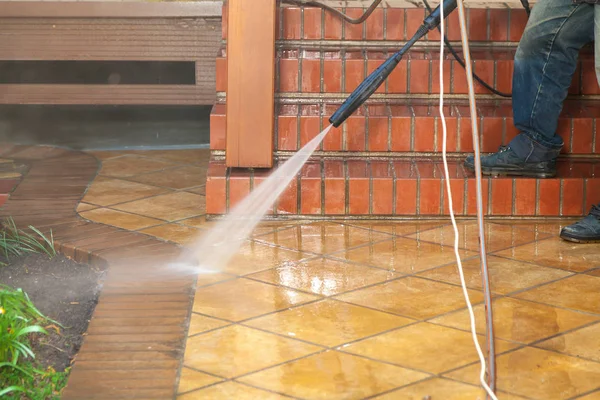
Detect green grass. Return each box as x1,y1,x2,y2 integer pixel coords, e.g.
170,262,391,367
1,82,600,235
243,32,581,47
0,363,69,400
0,217,56,266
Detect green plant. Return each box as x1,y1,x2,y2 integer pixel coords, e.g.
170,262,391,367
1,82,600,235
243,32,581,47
0,363,68,400
0,285,48,365
0,217,56,265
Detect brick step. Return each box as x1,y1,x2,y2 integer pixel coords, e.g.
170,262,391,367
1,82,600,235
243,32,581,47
222,4,531,44
216,47,595,96
205,157,600,218
210,100,600,155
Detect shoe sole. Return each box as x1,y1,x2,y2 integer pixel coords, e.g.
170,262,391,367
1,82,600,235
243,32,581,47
464,162,556,179
560,232,600,244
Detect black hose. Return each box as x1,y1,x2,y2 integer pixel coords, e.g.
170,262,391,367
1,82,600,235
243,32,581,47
282,0,384,24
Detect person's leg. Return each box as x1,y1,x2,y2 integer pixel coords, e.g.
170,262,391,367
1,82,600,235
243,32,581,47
560,4,600,243
464,0,594,177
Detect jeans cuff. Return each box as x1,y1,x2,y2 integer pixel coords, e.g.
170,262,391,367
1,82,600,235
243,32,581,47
520,130,564,149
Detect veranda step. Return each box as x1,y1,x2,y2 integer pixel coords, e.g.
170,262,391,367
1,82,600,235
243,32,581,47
205,157,600,218
210,100,600,155
222,4,531,44
216,46,594,96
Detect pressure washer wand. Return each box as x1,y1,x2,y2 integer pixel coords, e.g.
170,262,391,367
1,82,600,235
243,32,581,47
329,0,458,128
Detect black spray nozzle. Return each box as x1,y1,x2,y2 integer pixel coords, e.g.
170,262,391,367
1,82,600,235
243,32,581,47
329,0,458,128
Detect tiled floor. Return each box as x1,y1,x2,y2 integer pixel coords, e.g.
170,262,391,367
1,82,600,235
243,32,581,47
80,149,600,400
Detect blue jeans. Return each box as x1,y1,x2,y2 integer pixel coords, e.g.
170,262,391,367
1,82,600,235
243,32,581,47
508,0,596,162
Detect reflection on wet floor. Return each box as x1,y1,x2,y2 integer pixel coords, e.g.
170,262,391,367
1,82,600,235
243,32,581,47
79,149,600,400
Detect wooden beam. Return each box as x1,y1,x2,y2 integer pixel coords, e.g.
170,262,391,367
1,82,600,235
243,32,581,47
225,0,276,168
0,1,222,18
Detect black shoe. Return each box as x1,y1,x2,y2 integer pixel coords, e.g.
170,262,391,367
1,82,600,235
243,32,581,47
464,146,557,178
560,205,600,243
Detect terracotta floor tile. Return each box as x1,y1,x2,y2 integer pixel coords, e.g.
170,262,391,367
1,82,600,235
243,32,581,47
373,377,527,400
112,192,206,222
491,221,576,235
446,347,600,399
494,237,600,272
515,274,600,314
140,224,202,245
408,222,547,252
82,176,169,206
178,215,211,228
418,255,573,295
195,272,235,287
345,322,517,374
79,208,163,231
177,367,222,394
187,185,206,195
183,325,321,378
345,222,448,236
87,150,133,160
239,350,429,399
256,223,393,254
336,277,484,320
431,297,598,343
578,391,600,399
192,278,318,321
218,241,307,275
246,299,412,347
99,155,177,177
537,322,600,362
588,269,600,277
76,202,98,212
129,166,207,190
249,258,399,296
188,313,230,336
333,237,477,274
177,381,291,400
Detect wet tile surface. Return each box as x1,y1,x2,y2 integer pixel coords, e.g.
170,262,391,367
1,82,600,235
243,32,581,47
78,150,600,400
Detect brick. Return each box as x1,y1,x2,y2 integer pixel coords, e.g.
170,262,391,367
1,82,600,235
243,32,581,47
419,179,441,215
303,7,322,39
413,117,435,152
443,179,465,216
490,178,513,215
431,60,451,94
301,59,321,92
391,115,412,152
537,180,561,216
279,58,299,92
348,161,370,215
453,59,468,94
222,2,228,39
386,9,405,41
387,60,408,93
514,179,537,216
585,178,600,211
436,116,458,153
346,116,366,151
509,9,528,42
206,164,226,214
323,59,342,92
283,7,301,39
582,60,600,94
344,8,364,40
366,8,384,40
468,9,488,41
556,119,572,154
278,113,298,151
446,11,461,41
324,160,345,215
324,7,343,39
372,161,393,215
473,60,495,94
0,194,7,207
216,56,227,92
571,118,593,154
276,179,298,215
561,178,584,216
368,116,389,151
481,117,504,153
466,178,490,216
300,114,320,147
496,60,513,94
405,9,425,41
409,60,430,93
228,172,250,210
489,9,509,41
209,105,226,150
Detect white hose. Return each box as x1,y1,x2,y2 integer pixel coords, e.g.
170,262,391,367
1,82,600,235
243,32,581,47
438,2,498,399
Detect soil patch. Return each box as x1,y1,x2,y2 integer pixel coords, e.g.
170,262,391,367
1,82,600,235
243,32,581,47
0,253,105,371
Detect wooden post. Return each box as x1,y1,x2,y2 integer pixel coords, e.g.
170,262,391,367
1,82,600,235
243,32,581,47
226,0,276,168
